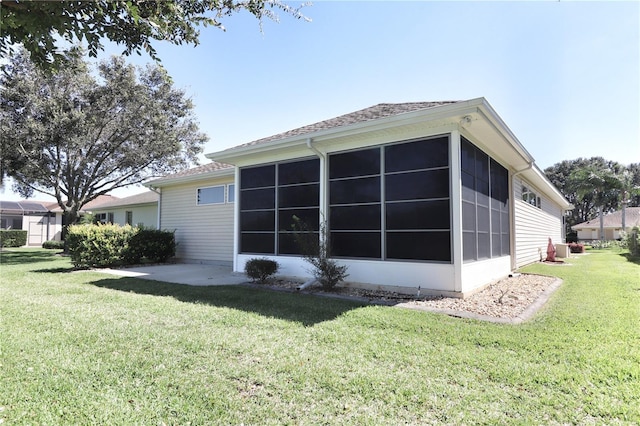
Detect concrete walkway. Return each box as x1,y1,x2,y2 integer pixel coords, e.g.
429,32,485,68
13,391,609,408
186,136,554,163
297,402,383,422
97,263,248,286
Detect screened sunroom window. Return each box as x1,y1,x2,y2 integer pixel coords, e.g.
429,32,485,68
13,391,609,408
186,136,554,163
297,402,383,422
239,158,319,255
461,137,510,262
328,135,451,262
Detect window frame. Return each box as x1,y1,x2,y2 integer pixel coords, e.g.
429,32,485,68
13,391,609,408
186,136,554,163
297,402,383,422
196,185,226,206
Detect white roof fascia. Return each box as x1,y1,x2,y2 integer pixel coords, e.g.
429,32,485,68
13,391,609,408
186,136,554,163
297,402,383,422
144,168,234,188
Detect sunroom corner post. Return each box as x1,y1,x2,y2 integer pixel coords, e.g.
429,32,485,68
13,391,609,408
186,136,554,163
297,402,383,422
233,166,241,273
450,129,464,293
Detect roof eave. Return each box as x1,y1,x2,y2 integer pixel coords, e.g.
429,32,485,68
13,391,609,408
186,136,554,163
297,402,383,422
145,168,234,188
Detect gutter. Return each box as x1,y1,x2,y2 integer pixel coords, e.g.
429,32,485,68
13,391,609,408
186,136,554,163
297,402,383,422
147,185,162,229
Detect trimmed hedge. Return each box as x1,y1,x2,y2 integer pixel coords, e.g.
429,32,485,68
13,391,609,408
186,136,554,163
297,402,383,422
42,240,65,250
0,230,28,248
66,224,175,268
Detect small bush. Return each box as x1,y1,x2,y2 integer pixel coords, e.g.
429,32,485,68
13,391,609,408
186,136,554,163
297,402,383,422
125,229,176,264
67,223,137,268
245,258,279,283
569,242,585,254
42,240,65,250
0,230,28,247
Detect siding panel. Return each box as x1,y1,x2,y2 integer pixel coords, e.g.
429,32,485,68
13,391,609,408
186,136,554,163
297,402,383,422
514,177,563,268
160,177,235,264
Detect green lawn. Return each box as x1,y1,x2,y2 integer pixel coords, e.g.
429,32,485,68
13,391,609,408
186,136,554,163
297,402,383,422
1,249,638,424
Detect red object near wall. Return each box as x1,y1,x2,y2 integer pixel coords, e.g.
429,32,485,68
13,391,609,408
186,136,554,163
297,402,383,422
546,237,556,262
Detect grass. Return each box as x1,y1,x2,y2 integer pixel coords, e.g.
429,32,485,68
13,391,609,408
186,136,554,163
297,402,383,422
1,248,638,424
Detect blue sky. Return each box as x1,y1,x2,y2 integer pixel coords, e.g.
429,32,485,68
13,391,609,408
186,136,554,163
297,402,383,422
2,1,639,201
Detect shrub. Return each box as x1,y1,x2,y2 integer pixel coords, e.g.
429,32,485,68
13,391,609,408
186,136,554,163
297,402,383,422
291,216,348,290
125,229,176,264
626,227,640,257
245,258,279,283
568,242,585,254
67,223,137,268
0,230,28,247
42,240,65,250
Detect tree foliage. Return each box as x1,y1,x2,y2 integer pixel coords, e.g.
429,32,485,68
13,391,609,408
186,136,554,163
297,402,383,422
0,0,310,69
544,157,640,233
1,47,207,226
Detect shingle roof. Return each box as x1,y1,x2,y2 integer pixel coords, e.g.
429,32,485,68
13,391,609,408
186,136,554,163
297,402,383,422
45,195,119,212
90,191,159,210
572,207,640,229
233,101,460,148
152,161,233,180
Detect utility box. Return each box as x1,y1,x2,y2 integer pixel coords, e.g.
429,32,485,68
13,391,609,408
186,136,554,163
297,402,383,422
556,243,570,259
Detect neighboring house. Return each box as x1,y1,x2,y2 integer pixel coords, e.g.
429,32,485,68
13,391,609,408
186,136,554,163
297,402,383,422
572,207,640,241
0,201,59,246
0,195,118,245
147,162,235,264
152,97,572,296
90,191,159,228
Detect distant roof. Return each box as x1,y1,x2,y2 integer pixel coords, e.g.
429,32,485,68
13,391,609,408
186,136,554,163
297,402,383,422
45,195,119,213
572,207,640,230
0,200,50,215
90,191,158,210
231,101,460,149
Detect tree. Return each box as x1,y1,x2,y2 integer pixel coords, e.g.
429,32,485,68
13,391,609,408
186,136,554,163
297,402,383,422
1,47,207,228
0,0,310,69
545,157,640,240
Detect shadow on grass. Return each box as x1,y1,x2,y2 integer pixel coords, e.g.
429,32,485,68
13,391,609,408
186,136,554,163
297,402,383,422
0,249,62,266
620,252,640,266
88,276,365,326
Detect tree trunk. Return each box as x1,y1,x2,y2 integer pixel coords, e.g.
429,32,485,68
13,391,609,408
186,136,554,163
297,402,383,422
599,206,604,240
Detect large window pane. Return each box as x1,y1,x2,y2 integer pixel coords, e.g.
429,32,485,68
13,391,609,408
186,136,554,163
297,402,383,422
385,169,449,201
330,177,381,204
385,136,449,172
278,208,319,231
241,233,275,254
386,231,451,261
463,232,477,261
240,211,275,231
330,205,381,230
329,148,380,179
240,188,275,210
278,232,318,255
330,232,381,258
278,158,319,185
279,184,319,208
386,200,450,230
241,165,275,189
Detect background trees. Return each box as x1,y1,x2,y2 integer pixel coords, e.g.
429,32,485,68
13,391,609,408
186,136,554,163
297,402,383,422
1,48,207,226
544,157,640,236
0,0,310,69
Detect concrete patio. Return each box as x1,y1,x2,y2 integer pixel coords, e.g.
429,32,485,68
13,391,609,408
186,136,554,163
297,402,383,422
97,263,248,286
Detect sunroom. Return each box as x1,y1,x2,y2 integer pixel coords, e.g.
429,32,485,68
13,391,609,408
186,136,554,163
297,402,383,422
207,98,571,296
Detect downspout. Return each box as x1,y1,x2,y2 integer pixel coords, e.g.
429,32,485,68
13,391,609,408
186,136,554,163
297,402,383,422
148,185,161,229
510,162,534,271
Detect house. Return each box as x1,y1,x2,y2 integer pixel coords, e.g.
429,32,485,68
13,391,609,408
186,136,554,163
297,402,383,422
572,207,640,241
146,162,235,264
90,191,159,228
150,98,572,296
0,200,59,246
0,195,116,245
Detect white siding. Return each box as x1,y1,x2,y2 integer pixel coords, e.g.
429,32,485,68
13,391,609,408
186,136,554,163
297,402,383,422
514,177,564,268
160,177,234,265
